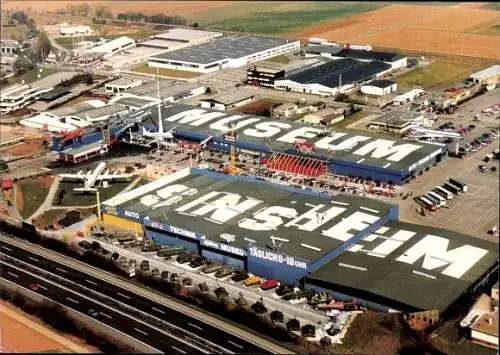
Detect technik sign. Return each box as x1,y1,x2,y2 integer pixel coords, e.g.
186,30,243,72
163,106,439,165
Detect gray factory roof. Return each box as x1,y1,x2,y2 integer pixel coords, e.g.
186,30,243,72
150,35,297,65
306,44,343,55
469,65,500,81
201,91,254,106
307,221,499,312
132,103,442,172
112,96,155,108
371,111,423,127
364,79,396,89
139,39,182,49
104,168,395,262
153,28,222,42
333,48,405,63
106,77,143,87
73,104,128,120
128,81,204,100
286,59,392,89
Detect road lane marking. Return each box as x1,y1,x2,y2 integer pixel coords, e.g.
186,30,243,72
28,256,40,262
100,312,112,319
0,246,12,251
117,292,131,299
85,279,97,285
134,328,148,336
171,346,186,354
151,307,165,314
228,340,244,349
7,272,19,278
187,322,203,331
56,267,68,273
37,284,48,290
66,297,79,304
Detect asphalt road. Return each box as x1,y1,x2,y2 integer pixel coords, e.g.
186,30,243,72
0,239,272,354
0,262,201,354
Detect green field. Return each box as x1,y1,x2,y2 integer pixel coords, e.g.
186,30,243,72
396,57,495,87
132,63,201,79
17,180,51,220
54,180,133,207
482,3,500,11
334,110,372,129
190,2,386,34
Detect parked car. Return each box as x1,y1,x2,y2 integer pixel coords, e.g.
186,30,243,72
260,279,279,291
243,275,262,287
170,273,179,282
201,263,223,274
231,271,249,282
214,267,234,279
189,257,207,268
88,309,99,317
182,278,193,287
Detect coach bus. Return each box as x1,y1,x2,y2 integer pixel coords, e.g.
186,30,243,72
425,194,442,208
418,196,437,211
434,186,453,200
428,191,446,207
443,182,461,195
449,178,468,192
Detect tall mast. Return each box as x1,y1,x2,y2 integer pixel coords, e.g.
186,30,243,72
156,67,163,134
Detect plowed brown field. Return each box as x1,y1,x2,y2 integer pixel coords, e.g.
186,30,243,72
295,4,500,59
3,1,234,16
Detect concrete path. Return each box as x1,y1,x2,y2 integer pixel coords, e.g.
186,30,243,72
29,177,60,222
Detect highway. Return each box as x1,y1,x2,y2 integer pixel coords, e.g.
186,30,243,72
0,262,203,354
0,238,275,354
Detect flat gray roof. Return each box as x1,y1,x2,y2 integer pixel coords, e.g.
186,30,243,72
104,169,395,262
202,91,254,106
133,103,443,171
150,35,296,65
308,221,499,312
371,111,423,127
153,28,222,42
73,104,128,119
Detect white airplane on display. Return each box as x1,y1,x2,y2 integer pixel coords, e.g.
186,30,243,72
59,162,134,193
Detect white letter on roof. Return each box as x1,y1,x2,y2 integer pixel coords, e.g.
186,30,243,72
353,139,422,162
284,205,346,232
365,230,416,258
395,235,489,279
244,122,291,138
322,211,380,241
239,206,297,231
165,108,226,126
176,191,262,224
209,115,260,132
277,127,324,143
316,135,370,151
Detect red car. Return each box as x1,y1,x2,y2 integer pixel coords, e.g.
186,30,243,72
28,283,39,291
260,279,279,291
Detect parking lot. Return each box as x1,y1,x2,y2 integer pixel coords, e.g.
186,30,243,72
85,234,347,342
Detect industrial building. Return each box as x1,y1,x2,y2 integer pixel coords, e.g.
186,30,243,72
148,35,300,73
200,92,255,111
303,107,345,126
101,46,165,70
274,58,392,97
125,81,207,103
304,221,498,314
246,66,286,88
139,28,222,52
368,111,424,133
86,36,136,59
361,79,397,96
101,168,498,315
469,65,500,86
0,40,20,54
0,84,50,113
130,103,447,184
105,77,144,93
393,89,426,106
59,23,92,36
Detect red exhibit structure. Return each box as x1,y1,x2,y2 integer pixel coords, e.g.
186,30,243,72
266,153,326,177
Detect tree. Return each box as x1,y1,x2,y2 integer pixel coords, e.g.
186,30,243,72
35,31,52,60
95,6,113,19
11,11,28,24
191,22,199,28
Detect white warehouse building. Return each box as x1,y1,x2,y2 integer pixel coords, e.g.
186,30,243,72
361,79,398,96
86,36,136,59
148,35,300,73
60,23,92,36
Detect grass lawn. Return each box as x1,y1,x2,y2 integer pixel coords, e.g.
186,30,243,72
193,2,386,34
54,180,134,207
17,179,51,220
131,63,201,79
334,110,372,129
396,57,496,87
18,67,60,84
1,24,29,41
482,3,500,11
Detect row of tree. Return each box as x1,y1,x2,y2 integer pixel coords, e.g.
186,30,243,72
9,11,39,36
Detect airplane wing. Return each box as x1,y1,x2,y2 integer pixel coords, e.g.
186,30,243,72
96,173,134,181
58,173,86,181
